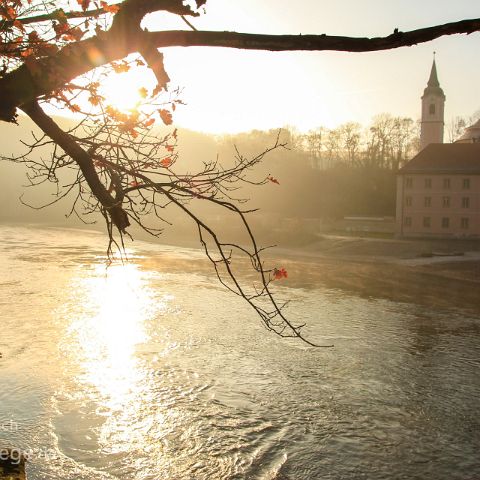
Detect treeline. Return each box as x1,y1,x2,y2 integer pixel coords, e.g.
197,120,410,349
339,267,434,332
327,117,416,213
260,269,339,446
293,113,420,171
215,114,416,219
214,110,480,220
3,111,476,227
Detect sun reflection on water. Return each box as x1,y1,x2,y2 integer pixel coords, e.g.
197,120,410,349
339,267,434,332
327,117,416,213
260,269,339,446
56,257,244,478
61,261,170,457
75,263,154,397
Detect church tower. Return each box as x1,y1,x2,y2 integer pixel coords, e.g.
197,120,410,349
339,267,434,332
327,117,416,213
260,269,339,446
420,57,445,150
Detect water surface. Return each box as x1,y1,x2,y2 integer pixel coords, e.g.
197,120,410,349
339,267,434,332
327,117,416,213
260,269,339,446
0,225,479,479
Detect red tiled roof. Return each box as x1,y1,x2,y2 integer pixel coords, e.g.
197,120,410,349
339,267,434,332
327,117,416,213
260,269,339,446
400,143,480,174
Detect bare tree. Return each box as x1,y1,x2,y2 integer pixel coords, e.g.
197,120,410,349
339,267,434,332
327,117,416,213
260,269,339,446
304,127,325,169
390,117,419,170
447,116,468,143
1,0,479,344
447,110,480,142
339,122,362,167
323,128,342,169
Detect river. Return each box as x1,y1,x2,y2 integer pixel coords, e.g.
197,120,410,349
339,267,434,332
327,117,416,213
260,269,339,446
0,224,479,479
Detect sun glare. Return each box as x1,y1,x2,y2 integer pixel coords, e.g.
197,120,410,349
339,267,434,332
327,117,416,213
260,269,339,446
58,261,177,462
99,70,150,112
66,262,158,404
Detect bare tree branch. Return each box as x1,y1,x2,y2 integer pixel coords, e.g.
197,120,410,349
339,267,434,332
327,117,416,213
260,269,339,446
20,100,130,232
146,18,480,52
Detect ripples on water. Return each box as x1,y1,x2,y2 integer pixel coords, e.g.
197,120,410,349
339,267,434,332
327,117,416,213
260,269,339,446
0,225,479,479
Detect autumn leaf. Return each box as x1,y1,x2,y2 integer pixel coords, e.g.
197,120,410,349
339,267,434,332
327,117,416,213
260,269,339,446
101,1,120,14
143,118,155,127
52,9,68,24
129,180,140,187
64,27,84,42
13,20,24,32
53,22,70,38
159,109,173,125
28,31,40,44
160,157,173,168
88,81,100,92
165,144,174,153
139,87,148,98
88,94,103,106
20,47,34,58
112,62,130,73
77,0,90,12
273,267,288,280
1,6,17,20
268,175,280,185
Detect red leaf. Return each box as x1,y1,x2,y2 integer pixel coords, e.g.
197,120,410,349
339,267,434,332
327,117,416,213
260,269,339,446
160,157,173,168
2,6,17,20
273,267,288,280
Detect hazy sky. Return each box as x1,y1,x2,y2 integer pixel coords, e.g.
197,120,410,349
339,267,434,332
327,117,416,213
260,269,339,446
111,1,479,134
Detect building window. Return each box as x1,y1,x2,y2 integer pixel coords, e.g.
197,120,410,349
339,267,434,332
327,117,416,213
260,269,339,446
429,104,436,115
462,197,470,208
405,196,412,207
425,178,432,188
405,177,413,188
463,178,470,189
404,217,412,227
423,217,431,228
442,217,450,229
443,178,451,189
424,197,431,207
442,196,450,207
461,218,469,229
